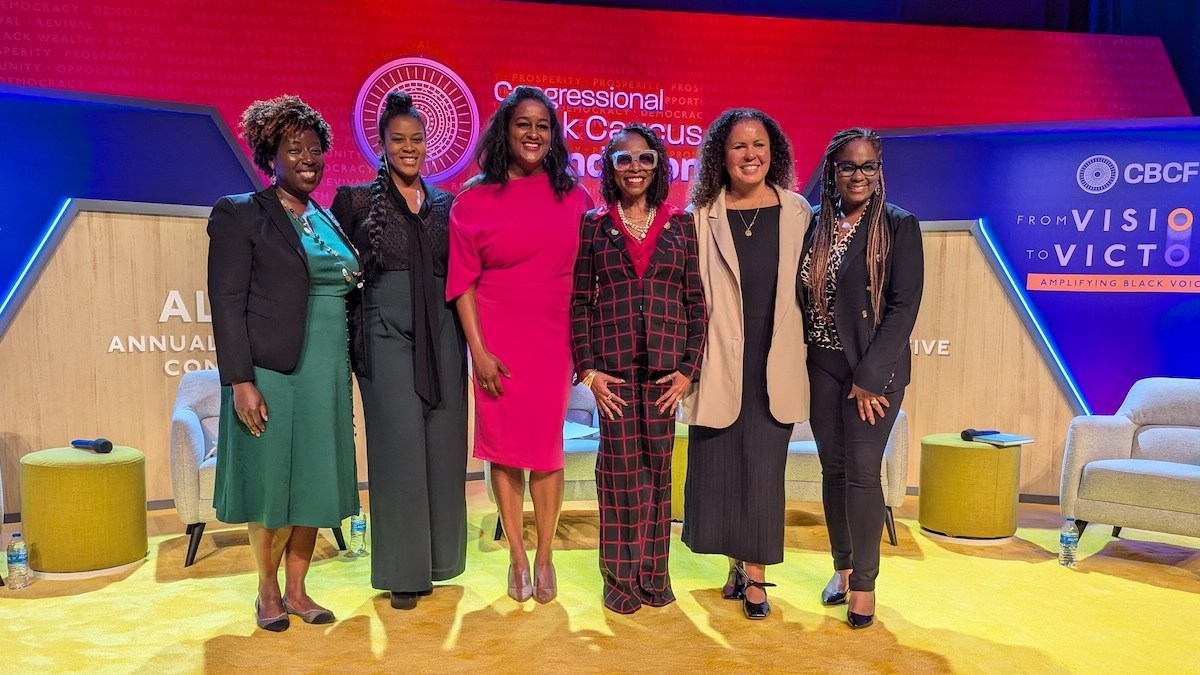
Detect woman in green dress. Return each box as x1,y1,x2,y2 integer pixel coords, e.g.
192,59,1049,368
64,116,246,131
208,95,362,632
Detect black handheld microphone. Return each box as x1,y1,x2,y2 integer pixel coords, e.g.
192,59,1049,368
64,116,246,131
960,429,1000,442
72,438,114,454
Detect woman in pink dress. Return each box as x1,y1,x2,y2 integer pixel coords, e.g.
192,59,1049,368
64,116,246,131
447,86,592,603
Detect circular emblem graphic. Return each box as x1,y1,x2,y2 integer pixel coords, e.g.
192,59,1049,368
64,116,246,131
353,58,479,182
1076,155,1119,194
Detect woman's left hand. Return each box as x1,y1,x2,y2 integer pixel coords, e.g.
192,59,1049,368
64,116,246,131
654,371,690,415
848,383,889,425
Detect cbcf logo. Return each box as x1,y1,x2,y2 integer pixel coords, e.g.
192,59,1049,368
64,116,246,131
353,58,479,182
1077,154,1199,194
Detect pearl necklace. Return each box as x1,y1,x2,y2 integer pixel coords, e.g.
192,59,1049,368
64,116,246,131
616,202,656,242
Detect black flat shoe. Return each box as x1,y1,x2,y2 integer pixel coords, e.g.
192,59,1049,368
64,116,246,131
821,573,849,606
390,591,419,610
741,571,777,620
847,610,874,629
722,564,747,600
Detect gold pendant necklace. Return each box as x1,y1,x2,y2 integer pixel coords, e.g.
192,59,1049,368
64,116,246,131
735,207,761,237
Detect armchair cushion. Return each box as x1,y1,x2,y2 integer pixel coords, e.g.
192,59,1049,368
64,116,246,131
1080,459,1200,514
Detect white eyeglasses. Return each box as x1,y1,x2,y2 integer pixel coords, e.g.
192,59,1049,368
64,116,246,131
610,150,659,171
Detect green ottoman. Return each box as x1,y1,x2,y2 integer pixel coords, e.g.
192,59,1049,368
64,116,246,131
20,446,148,573
919,434,1021,540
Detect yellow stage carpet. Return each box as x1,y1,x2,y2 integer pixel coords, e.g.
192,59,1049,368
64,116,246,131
2,485,1198,673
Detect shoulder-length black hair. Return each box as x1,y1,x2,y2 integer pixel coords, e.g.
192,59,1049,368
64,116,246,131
464,85,576,200
688,108,794,209
598,123,671,207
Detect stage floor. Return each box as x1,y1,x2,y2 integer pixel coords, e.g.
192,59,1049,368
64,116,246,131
2,483,1198,673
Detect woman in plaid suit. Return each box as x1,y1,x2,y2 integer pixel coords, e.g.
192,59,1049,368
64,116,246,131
570,124,708,613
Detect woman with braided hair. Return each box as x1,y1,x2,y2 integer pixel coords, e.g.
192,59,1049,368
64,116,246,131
331,91,467,611
799,127,924,630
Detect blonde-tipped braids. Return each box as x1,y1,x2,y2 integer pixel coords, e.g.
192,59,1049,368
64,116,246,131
806,127,892,326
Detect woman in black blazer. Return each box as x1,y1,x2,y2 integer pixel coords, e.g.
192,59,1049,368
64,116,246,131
799,127,923,630
208,95,362,632
570,124,706,613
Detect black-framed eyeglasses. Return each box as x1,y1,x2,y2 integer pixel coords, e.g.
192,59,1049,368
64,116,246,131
611,150,659,171
835,160,882,178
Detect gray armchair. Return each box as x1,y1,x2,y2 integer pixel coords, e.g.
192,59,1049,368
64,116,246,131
1060,377,1200,541
169,369,345,566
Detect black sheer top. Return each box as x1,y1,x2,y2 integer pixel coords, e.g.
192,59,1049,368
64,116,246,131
330,179,453,276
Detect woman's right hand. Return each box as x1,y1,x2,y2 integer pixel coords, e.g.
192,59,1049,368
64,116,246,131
473,349,511,398
589,370,628,419
232,382,268,437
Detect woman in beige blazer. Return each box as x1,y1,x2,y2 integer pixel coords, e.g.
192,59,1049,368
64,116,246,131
681,108,811,620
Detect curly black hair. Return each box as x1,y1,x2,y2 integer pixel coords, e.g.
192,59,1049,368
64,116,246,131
598,123,671,207
239,94,333,177
464,85,577,200
688,108,795,209
360,90,426,278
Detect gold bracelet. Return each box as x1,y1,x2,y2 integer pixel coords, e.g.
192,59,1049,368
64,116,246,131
582,370,598,388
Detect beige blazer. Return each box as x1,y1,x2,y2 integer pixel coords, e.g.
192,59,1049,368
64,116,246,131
681,187,812,429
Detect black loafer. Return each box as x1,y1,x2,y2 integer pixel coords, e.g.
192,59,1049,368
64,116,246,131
390,591,419,610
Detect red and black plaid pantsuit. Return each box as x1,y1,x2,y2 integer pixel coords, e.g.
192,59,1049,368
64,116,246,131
570,204,707,613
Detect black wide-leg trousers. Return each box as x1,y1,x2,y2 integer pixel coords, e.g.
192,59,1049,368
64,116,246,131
807,346,904,592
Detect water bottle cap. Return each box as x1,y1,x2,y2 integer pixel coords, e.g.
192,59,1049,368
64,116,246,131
12,533,20,539
1066,517,1074,522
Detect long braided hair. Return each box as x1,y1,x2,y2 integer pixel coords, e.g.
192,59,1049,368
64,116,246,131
362,91,424,278
806,127,891,325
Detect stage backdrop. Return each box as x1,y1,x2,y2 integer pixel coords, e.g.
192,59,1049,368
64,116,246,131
0,0,1192,513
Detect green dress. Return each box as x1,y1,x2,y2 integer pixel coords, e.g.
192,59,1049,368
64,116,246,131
214,205,361,529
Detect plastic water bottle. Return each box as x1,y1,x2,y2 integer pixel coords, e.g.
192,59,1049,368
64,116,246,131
6,533,30,589
347,510,367,557
1058,517,1079,567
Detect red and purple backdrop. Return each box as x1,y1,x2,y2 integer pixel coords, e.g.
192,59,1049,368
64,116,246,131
0,0,1193,413
0,0,1188,203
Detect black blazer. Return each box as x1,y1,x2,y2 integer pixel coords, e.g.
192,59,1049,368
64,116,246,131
570,205,707,380
207,187,360,385
799,202,924,395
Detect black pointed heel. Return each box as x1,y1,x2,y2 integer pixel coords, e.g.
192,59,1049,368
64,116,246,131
821,572,849,606
847,610,874,629
847,591,876,629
